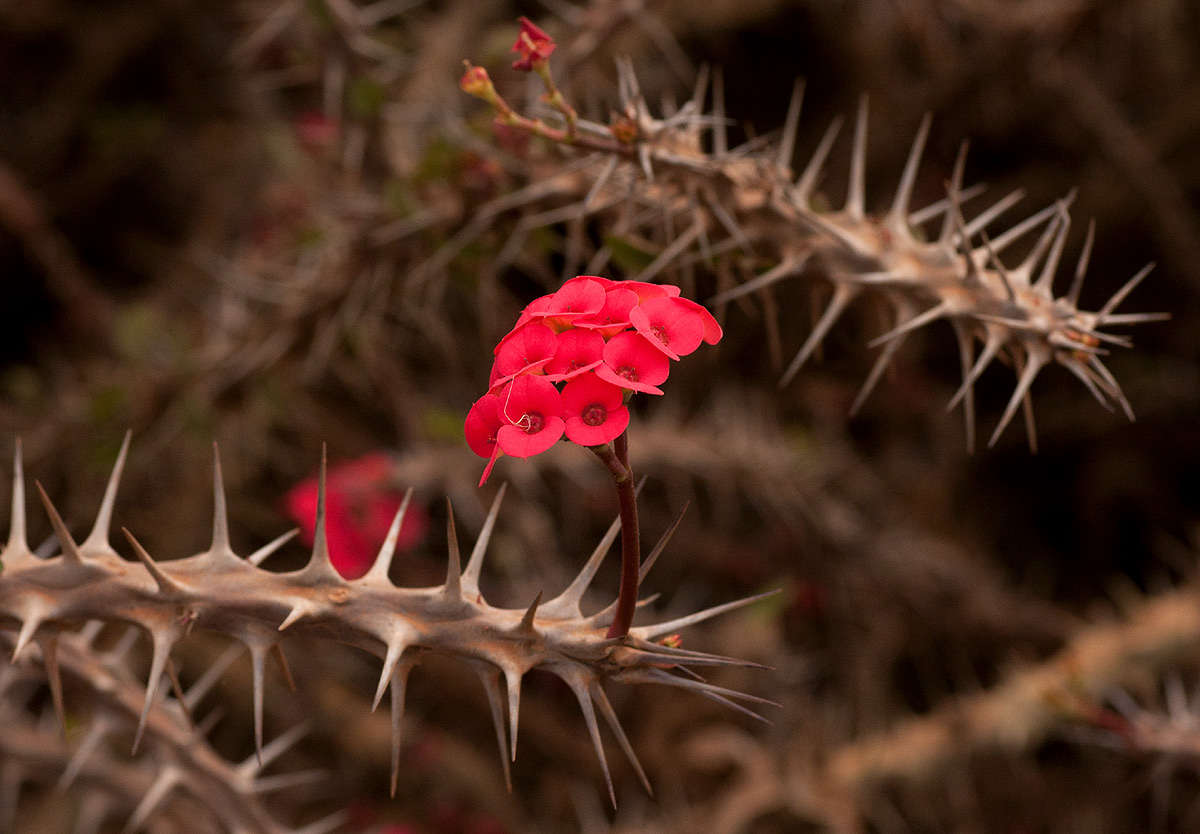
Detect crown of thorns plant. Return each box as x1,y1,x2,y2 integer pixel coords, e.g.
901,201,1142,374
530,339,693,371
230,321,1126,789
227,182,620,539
458,19,1166,452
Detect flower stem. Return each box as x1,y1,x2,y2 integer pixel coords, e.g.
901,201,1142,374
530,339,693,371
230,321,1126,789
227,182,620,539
592,435,639,639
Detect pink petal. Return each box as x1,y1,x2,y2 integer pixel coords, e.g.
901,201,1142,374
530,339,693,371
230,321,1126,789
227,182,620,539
629,297,706,359
598,332,669,395
565,406,629,446
545,329,606,380
674,296,723,344
494,322,558,378
497,417,565,457
575,288,639,338
465,394,505,458
560,371,624,414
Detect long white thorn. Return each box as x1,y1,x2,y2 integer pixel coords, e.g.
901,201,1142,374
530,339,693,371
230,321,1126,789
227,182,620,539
542,509,624,618
988,350,1048,447
185,643,245,711
82,430,130,557
1033,203,1072,293
248,528,299,567
632,589,780,641
1066,219,1096,307
559,665,615,808
888,113,931,225
590,681,654,797
795,116,843,202
207,443,236,562
237,720,311,779
988,197,1073,256
779,283,858,387
443,498,462,599
122,529,183,595
950,320,978,453
36,482,84,565
389,659,413,797
248,639,268,765
938,141,970,243
5,438,27,556
850,300,915,416
1089,355,1135,421
947,330,1004,411
503,662,524,762
776,78,804,172
364,487,414,585
638,502,689,584
845,95,869,219
372,624,414,712
963,189,1025,238
294,811,352,834
300,445,340,582
1098,263,1156,320
866,301,950,349
133,627,178,754
462,482,506,597
38,633,63,734
1058,355,1114,411
58,719,112,790
477,666,513,792
122,768,178,834
709,257,807,306
11,603,43,661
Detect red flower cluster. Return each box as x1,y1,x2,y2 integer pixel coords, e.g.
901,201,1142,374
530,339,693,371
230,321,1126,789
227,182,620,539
284,453,428,579
465,276,722,485
511,17,555,71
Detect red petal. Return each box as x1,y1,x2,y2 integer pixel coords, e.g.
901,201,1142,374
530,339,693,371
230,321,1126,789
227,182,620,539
674,296,723,344
565,405,629,446
629,297,705,359
465,394,504,458
497,417,565,457
494,322,558,378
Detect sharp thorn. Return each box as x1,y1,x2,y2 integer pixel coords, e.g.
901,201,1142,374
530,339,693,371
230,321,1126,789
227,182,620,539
443,498,462,599
35,482,84,565
82,430,130,557
122,528,183,595
591,681,653,796
639,502,689,584
889,112,931,224
247,527,299,567
462,482,507,596
795,116,844,202
866,301,949,349
776,78,804,172
365,487,414,585
988,351,1047,447
779,283,858,387
845,94,868,219
1067,219,1096,307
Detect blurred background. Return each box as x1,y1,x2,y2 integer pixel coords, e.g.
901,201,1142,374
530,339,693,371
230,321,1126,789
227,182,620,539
1,0,1198,831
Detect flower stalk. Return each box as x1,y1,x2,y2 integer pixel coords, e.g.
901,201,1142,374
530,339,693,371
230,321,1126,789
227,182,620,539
592,434,640,638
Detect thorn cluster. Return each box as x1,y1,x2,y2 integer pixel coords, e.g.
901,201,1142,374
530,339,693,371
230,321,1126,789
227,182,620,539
459,43,1167,449
0,438,773,813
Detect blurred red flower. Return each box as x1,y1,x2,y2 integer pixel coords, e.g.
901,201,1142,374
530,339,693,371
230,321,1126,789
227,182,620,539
284,453,427,579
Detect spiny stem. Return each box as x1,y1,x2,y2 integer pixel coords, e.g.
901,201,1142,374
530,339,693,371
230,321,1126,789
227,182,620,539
593,433,640,638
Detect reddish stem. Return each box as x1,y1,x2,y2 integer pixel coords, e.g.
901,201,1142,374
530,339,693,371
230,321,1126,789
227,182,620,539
592,434,639,638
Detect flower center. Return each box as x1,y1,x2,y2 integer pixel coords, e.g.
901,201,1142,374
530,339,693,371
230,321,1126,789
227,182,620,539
581,404,607,426
651,324,669,344
617,365,639,382
517,412,544,434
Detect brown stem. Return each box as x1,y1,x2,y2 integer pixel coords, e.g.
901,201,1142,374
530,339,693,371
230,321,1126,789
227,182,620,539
592,436,640,639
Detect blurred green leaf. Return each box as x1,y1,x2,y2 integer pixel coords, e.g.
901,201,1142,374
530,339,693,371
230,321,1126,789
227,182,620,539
604,235,656,273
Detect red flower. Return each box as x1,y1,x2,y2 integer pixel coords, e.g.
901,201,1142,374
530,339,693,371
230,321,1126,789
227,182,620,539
284,453,427,579
532,277,606,331
491,322,557,387
575,288,639,338
561,372,629,446
596,332,670,395
497,374,565,457
622,280,682,302
465,394,507,485
675,296,724,345
545,328,605,381
629,296,707,360
511,17,555,72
